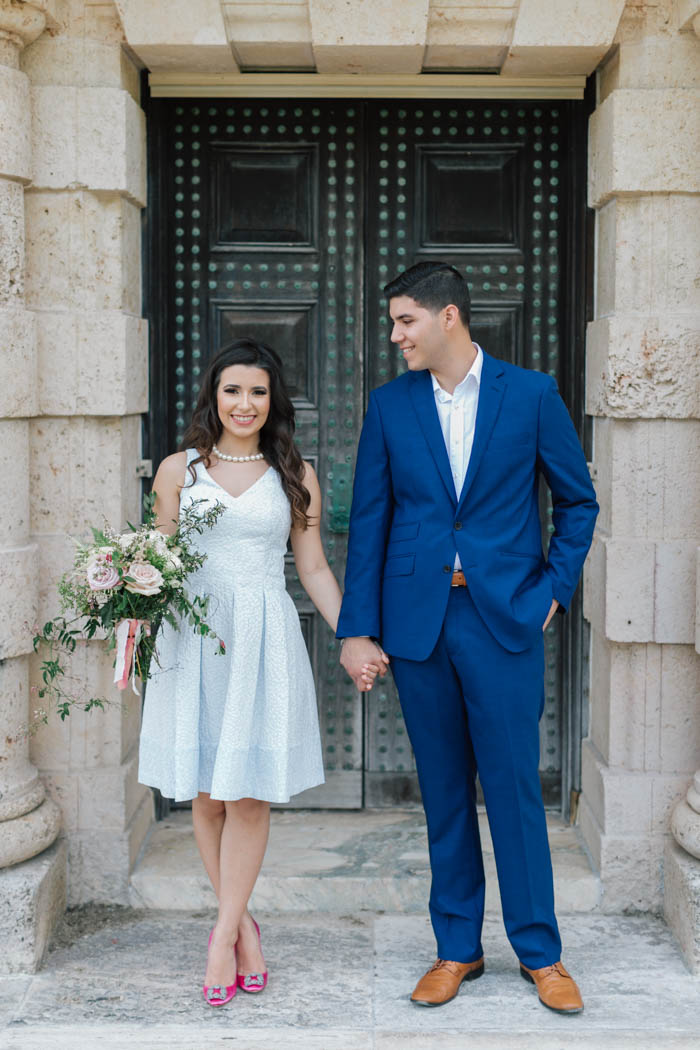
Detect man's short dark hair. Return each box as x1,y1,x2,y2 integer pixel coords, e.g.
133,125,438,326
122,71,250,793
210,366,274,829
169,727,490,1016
383,262,471,328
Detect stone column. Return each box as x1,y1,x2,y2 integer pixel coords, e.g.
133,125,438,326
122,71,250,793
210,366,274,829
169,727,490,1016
663,7,700,970
21,0,154,907
0,0,65,975
578,0,700,949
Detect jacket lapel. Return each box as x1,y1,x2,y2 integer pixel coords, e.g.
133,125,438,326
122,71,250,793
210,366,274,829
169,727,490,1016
456,351,506,510
408,369,456,504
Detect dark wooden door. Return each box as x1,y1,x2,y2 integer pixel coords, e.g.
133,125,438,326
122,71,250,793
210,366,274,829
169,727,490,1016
145,96,589,813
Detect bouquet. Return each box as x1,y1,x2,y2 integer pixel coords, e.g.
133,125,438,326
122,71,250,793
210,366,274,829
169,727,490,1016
32,492,226,724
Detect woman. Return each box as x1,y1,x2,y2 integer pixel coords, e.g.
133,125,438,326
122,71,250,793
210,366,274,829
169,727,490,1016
138,339,387,1006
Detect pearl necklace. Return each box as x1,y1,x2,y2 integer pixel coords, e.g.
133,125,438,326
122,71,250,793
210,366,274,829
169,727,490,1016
212,443,264,463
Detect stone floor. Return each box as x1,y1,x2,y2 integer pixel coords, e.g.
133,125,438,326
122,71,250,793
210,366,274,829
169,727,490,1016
1,910,699,1049
129,809,600,915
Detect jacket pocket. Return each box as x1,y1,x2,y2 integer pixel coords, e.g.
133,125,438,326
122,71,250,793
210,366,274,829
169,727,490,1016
388,521,419,543
488,432,533,451
383,554,415,578
499,550,542,561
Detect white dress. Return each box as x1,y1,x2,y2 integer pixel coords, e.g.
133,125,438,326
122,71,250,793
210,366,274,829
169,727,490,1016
138,450,325,803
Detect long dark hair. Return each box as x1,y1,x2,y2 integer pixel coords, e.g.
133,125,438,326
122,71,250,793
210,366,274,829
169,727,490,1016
180,338,311,529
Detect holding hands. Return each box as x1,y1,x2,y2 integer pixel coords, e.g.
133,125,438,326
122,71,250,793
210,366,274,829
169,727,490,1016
340,636,390,692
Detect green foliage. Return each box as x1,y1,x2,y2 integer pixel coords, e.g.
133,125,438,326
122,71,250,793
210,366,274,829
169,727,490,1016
30,494,227,731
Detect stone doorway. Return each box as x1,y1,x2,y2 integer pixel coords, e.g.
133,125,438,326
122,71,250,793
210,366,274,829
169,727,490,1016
144,95,591,815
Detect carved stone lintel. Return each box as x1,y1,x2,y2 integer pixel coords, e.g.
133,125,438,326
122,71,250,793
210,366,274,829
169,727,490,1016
671,772,700,861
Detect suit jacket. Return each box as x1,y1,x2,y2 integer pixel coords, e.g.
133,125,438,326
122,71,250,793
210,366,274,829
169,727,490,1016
337,351,599,657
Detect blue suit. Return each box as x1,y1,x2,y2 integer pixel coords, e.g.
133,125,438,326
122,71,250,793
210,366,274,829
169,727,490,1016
338,351,598,968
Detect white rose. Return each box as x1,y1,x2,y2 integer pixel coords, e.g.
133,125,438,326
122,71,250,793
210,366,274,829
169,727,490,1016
147,530,169,552
124,561,164,596
165,550,182,571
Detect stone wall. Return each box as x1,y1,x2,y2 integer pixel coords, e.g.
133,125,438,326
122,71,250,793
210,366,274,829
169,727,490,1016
15,0,153,910
580,0,700,918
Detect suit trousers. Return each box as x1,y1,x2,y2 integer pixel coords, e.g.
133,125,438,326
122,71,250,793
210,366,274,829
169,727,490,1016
390,585,562,970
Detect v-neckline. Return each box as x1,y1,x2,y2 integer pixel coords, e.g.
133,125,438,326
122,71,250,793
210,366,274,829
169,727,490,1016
200,461,272,501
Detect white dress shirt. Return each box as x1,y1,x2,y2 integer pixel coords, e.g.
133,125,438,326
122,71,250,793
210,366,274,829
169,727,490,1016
431,344,483,570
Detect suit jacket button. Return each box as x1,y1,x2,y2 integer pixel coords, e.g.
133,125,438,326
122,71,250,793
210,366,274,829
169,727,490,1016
443,565,451,573
454,521,463,530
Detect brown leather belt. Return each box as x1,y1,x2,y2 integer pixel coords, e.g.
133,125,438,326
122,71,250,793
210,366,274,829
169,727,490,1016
451,570,467,588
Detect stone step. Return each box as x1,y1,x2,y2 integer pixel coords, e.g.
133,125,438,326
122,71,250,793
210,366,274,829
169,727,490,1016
129,808,600,914
3,911,698,1048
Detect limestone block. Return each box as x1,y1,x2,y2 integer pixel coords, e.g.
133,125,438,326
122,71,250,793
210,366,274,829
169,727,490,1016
0,838,66,975
67,787,153,905
588,632,663,770
659,645,700,773
36,310,148,416
697,547,700,655
582,529,605,632
503,0,626,76
114,0,238,73
309,0,429,74
77,747,150,831
31,86,146,205
595,196,700,317
0,65,31,181
602,535,656,642
586,315,700,420
589,89,700,208
0,544,39,659
0,420,29,545
581,739,653,836
507,0,626,47
578,792,664,913
41,770,79,833
655,543,697,644
63,0,127,45
664,838,700,974
0,307,36,417
0,178,25,304
599,34,700,100
590,418,700,542
586,533,695,645
29,414,142,537
222,1,315,70
587,626,611,761
24,190,142,314
424,1,514,70
22,34,140,100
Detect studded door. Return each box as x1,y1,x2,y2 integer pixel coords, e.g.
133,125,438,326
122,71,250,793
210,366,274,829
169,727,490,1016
146,96,589,812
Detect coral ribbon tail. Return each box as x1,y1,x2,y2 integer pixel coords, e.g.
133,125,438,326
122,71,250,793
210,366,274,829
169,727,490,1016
114,618,142,693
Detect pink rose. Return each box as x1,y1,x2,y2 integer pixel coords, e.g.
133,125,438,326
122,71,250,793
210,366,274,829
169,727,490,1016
86,561,120,591
124,561,164,596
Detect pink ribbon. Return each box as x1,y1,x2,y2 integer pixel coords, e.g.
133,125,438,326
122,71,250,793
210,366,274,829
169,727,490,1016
113,618,150,694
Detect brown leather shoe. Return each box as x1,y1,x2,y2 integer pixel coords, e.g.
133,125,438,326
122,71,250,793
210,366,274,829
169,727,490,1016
520,961,583,1014
411,957,485,1007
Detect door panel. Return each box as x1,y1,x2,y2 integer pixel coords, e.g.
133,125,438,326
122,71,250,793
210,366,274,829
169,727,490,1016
146,96,588,812
364,101,578,807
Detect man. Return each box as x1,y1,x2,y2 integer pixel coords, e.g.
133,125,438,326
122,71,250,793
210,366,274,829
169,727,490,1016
338,261,598,1014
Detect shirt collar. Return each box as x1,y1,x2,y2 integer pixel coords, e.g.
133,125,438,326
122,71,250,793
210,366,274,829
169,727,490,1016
431,344,483,403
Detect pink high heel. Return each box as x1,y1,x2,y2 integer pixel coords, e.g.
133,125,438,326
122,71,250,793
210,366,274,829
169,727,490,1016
237,917,268,994
203,926,238,1006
